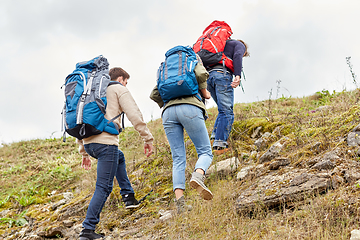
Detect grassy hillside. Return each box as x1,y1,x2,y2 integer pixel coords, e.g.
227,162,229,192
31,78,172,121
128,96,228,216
1,88,360,239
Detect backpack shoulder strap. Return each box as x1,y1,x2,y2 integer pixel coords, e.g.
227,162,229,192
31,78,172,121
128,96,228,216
107,81,125,131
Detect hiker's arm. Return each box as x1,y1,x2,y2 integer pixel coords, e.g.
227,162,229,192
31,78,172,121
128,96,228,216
200,88,211,99
150,85,164,108
119,90,154,145
76,139,91,170
231,75,241,88
194,62,209,89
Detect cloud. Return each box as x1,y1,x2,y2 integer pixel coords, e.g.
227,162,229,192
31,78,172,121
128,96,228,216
0,0,359,143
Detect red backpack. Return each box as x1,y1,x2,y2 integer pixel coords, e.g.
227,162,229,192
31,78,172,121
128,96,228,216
193,20,234,72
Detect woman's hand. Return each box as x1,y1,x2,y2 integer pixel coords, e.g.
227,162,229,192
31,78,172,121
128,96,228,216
200,88,211,99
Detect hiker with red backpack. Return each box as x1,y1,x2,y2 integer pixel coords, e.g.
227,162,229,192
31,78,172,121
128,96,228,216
193,20,250,152
65,61,154,240
150,45,213,214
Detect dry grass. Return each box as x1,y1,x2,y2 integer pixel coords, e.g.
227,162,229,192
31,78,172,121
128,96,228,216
1,88,360,239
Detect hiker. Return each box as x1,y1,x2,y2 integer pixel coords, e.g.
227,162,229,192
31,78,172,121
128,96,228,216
150,46,213,214
77,67,154,240
193,20,250,152
207,39,250,151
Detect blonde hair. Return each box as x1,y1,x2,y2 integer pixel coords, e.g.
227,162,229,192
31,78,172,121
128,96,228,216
238,40,250,57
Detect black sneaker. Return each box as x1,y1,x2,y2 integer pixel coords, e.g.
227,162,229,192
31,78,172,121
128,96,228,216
122,193,140,209
79,229,104,240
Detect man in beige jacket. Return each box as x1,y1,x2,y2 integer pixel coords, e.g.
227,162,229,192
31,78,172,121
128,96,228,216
78,67,153,240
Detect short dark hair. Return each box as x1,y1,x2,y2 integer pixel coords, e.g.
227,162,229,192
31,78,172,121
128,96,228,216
109,67,130,80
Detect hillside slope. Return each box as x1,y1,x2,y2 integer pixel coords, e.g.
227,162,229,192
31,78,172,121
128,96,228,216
1,89,360,239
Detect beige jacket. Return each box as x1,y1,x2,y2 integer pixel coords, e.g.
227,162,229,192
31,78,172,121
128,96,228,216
77,83,153,157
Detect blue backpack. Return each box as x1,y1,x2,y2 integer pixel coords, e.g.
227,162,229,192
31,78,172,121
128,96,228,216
62,55,122,141
157,45,201,103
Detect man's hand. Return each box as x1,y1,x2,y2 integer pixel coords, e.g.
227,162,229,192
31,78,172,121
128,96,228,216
231,75,241,88
144,143,153,157
81,156,91,170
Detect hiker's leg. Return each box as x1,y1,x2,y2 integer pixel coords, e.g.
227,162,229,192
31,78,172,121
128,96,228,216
179,104,213,173
82,143,118,230
207,73,219,138
212,71,234,147
115,149,134,196
162,105,186,195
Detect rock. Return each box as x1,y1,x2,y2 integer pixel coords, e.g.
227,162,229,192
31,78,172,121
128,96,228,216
268,157,290,170
351,229,360,240
311,160,336,171
272,126,284,138
63,192,74,200
322,149,340,161
307,149,340,168
344,169,360,183
348,132,360,147
207,157,239,176
254,132,275,151
63,220,75,228
251,126,262,138
348,125,360,147
236,166,254,181
331,175,345,189
353,124,360,132
51,192,74,210
254,138,266,151
290,173,310,186
159,209,173,221
259,142,284,163
51,199,67,211
236,172,331,213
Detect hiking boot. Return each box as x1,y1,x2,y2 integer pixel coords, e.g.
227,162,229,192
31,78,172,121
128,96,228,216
189,172,213,200
175,196,192,214
122,193,140,209
212,140,228,150
79,229,104,240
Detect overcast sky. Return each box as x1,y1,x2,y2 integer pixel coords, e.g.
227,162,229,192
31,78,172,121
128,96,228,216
0,0,359,144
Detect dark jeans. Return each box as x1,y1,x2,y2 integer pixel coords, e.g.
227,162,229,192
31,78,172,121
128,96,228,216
82,143,134,230
207,70,234,147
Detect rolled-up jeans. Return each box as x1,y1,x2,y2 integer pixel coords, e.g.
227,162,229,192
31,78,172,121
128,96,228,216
162,104,213,191
207,70,234,148
82,143,134,230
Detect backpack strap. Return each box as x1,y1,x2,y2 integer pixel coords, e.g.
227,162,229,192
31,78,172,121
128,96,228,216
107,81,125,132
107,112,125,133
77,70,96,125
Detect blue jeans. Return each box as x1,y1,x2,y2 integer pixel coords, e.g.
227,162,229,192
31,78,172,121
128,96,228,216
207,70,234,147
82,143,134,230
162,104,213,191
